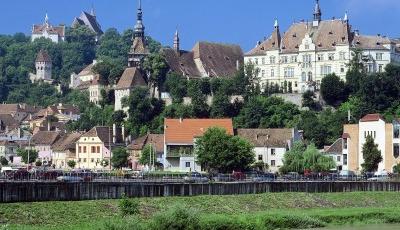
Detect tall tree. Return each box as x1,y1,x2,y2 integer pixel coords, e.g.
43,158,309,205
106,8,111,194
111,147,129,169
361,135,382,172
320,73,346,106
17,148,38,164
142,53,168,98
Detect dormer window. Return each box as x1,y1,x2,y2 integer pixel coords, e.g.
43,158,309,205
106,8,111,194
293,33,297,38
295,45,299,48
329,31,333,35
376,42,381,46
318,43,322,47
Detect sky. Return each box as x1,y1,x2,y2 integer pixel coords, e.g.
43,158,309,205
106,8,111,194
0,0,399,52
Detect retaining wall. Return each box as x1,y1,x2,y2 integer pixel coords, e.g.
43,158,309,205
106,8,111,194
1,181,400,203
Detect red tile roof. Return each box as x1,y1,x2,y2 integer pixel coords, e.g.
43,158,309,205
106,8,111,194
164,119,233,144
360,114,384,122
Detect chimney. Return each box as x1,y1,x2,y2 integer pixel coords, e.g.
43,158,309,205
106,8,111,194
122,124,125,143
236,60,240,70
47,121,51,131
112,124,116,144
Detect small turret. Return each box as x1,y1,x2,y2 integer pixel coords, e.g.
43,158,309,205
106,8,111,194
313,0,322,27
174,28,180,53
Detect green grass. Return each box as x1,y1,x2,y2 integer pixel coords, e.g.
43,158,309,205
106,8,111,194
1,192,400,229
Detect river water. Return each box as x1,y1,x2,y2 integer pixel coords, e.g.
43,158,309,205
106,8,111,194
313,224,400,230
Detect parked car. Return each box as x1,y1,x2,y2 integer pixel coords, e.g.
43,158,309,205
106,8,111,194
368,171,389,182
213,174,235,182
252,173,276,182
232,171,246,181
282,172,300,181
183,172,209,183
56,176,84,182
338,170,356,180
6,169,30,180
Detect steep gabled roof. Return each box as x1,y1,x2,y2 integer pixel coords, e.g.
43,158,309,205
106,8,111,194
161,49,201,77
324,138,343,155
130,37,148,55
115,67,147,90
164,119,234,144
352,34,391,50
246,26,281,56
36,50,51,62
128,134,164,153
31,131,61,146
72,11,103,35
32,24,65,37
81,126,112,144
52,132,82,152
236,128,293,148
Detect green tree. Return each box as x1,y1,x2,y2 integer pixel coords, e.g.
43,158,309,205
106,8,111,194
17,148,38,164
111,147,129,169
361,135,382,172
280,142,306,174
393,163,400,174
67,160,76,169
303,144,336,172
195,127,255,173
210,90,231,118
112,110,126,126
0,156,9,166
320,73,346,106
143,53,168,98
164,73,187,103
139,144,157,166
302,90,319,110
187,80,209,118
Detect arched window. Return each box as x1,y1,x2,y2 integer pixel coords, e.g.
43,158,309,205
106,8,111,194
301,72,306,82
308,72,313,82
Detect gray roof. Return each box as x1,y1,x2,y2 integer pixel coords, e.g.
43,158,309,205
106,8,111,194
237,128,294,148
116,67,147,90
72,11,103,35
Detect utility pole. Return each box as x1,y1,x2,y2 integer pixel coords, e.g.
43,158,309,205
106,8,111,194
27,137,31,171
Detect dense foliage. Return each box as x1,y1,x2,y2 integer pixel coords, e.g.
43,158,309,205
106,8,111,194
16,148,38,164
361,135,382,172
111,147,129,169
195,127,255,173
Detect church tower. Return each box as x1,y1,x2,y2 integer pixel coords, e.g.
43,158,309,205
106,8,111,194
128,0,149,68
173,29,180,53
35,50,52,81
313,0,322,27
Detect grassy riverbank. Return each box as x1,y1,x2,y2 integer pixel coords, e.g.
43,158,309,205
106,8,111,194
2,192,400,229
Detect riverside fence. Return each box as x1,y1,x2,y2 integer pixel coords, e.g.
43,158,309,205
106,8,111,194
2,181,400,203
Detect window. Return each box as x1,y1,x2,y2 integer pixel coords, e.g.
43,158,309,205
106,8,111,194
305,44,309,50
255,58,259,65
78,146,82,153
337,156,341,162
271,68,275,77
281,56,288,64
291,56,297,63
91,158,94,163
301,72,307,82
394,144,399,158
261,58,265,65
376,53,383,61
185,162,191,168
302,55,312,68
320,65,332,76
78,158,81,162
340,65,345,73
271,160,276,166
308,72,313,82
258,155,263,161
295,81,298,87
343,138,348,149
284,67,294,78
91,146,95,153
271,149,276,155
317,54,324,61
270,56,276,64
328,53,335,61
83,146,87,153
374,131,376,138
378,65,383,73
261,70,265,78
394,122,400,138
339,52,346,60
343,154,348,166
83,158,87,163
97,146,100,153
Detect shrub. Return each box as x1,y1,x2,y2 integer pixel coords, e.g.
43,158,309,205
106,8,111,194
200,215,258,230
261,214,325,229
149,205,200,230
118,194,140,216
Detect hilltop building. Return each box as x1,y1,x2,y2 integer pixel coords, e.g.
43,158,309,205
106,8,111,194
29,50,53,83
72,7,103,41
161,30,243,79
32,14,65,43
115,0,148,112
245,0,400,93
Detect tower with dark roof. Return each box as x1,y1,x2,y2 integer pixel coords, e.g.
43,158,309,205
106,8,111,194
128,0,149,68
173,29,180,53
313,0,322,23
34,50,52,81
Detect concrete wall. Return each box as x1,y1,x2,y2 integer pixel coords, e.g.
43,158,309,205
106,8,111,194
3,181,400,203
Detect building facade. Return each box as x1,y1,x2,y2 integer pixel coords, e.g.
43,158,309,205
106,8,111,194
32,14,65,43
29,50,53,83
244,0,400,93
163,118,234,172
341,114,400,173
237,128,301,172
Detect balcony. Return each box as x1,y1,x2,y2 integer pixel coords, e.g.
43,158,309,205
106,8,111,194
166,145,194,158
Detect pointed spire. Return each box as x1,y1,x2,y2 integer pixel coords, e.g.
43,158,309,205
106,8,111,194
44,13,50,28
313,0,322,22
174,27,180,53
90,4,96,17
344,11,348,22
134,0,145,38
274,19,279,29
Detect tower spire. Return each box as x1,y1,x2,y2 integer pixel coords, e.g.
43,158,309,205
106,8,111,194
134,0,145,38
344,11,348,22
274,19,279,29
313,0,322,22
174,27,180,53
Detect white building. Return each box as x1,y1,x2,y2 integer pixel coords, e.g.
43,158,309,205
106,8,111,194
29,50,53,83
237,128,301,172
244,0,400,93
32,14,65,43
